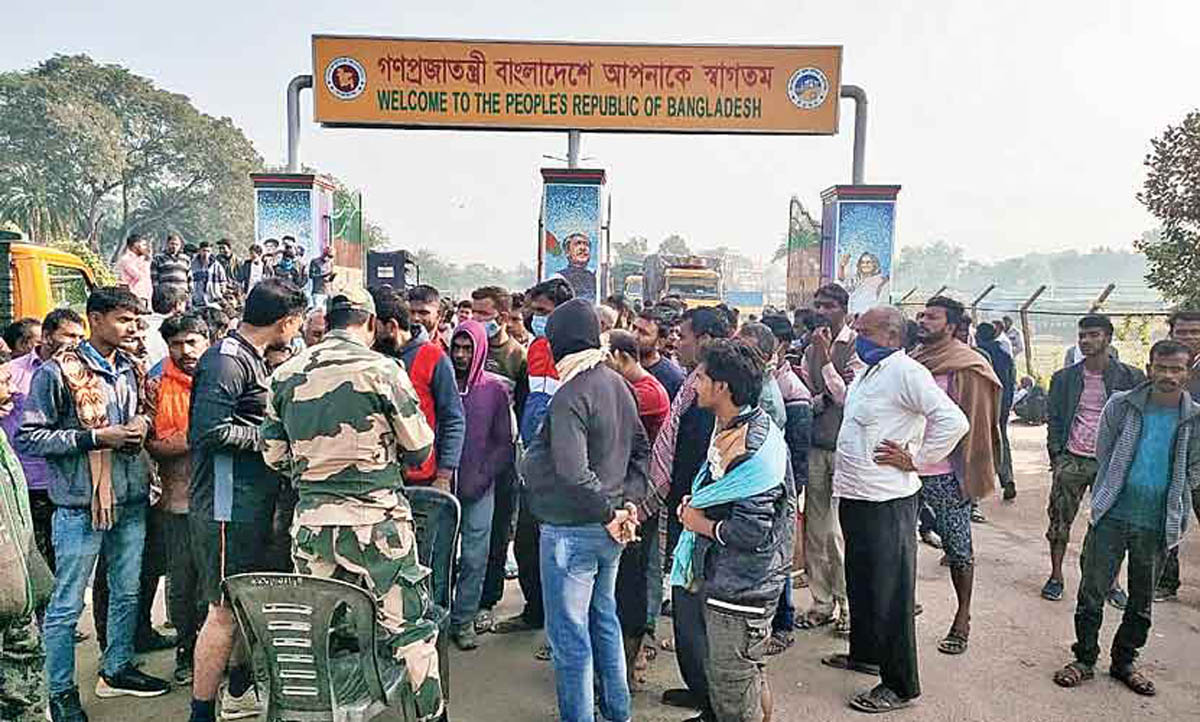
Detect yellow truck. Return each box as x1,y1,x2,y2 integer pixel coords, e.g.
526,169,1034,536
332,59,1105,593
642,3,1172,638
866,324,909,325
0,230,96,328
642,254,723,309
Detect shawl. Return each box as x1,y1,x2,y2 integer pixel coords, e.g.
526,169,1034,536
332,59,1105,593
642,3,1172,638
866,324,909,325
669,419,787,590
55,347,116,530
911,339,1003,499
155,358,193,440
640,368,700,521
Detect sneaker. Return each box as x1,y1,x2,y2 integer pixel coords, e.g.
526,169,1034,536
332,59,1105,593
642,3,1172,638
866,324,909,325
1107,585,1129,610
919,530,943,549
94,665,170,698
474,609,495,634
1041,577,1064,602
219,684,263,720
48,687,88,722
1154,588,1178,603
1002,483,1017,501
451,625,479,651
173,647,194,686
134,629,177,653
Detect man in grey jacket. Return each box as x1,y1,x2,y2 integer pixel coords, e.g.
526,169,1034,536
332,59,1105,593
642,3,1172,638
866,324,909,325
1052,339,1199,697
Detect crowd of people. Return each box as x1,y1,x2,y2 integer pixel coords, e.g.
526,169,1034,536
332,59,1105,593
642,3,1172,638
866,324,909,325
0,233,1197,722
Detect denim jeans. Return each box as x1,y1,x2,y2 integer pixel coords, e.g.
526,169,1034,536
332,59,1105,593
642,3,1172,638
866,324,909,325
540,524,630,722
44,505,146,694
451,485,496,628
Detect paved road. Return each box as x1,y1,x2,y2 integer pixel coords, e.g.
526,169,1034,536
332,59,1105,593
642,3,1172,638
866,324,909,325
72,424,1200,721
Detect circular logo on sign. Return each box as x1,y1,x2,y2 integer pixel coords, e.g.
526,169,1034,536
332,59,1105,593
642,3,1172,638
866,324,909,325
787,67,829,110
325,57,366,100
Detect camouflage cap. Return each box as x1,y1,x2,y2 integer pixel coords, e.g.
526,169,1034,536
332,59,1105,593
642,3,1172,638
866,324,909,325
326,286,376,316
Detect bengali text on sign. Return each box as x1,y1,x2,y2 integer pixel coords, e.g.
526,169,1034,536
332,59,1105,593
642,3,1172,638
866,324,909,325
312,37,842,134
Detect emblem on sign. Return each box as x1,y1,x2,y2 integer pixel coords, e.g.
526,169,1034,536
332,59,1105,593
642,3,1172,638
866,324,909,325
787,67,829,110
325,57,367,100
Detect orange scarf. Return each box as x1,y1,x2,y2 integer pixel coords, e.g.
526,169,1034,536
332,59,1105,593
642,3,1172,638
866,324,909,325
155,358,193,440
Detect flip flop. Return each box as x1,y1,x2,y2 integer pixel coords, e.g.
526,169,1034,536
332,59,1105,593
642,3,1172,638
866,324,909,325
849,684,914,714
937,630,969,655
1053,662,1094,688
822,653,880,676
1110,664,1156,696
795,611,835,630
1041,578,1065,602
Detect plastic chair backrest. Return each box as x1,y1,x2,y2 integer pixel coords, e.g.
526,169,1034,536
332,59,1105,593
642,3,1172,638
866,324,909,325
405,486,461,610
223,573,385,722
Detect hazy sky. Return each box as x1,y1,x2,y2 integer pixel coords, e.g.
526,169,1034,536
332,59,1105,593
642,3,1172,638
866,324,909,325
3,1,1197,268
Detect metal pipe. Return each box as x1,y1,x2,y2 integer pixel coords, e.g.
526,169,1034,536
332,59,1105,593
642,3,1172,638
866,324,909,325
840,85,867,184
567,130,581,168
286,75,313,173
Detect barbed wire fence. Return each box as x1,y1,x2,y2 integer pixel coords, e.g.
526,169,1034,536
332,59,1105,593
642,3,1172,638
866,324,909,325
894,282,1171,384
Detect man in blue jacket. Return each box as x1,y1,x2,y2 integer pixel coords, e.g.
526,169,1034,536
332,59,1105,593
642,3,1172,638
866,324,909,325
19,287,171,722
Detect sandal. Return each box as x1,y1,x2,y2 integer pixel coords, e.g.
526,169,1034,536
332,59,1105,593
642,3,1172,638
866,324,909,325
1110,664,1155,696
765,630,794,656
795,611,835,630
833,616,851,636
849,684,914,714
1052,661,1094,688
474,609,495,634
970,507,987,523
534,642,553,661
937,629,969,655
793,571,810,589
821,653,880,676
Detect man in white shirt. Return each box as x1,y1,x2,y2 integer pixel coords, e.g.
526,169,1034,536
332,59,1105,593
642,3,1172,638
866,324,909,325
822,306,968,714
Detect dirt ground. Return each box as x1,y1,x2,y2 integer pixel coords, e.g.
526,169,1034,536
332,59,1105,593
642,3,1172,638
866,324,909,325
71,423,1200,721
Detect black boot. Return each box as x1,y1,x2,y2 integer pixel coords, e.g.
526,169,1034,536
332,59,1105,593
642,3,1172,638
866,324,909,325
49,687,89,722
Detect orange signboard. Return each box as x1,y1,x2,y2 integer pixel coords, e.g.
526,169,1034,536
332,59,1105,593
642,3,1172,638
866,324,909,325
312,36,842,135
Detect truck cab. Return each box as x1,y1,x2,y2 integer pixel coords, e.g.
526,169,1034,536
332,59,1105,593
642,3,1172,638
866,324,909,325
0,231,97,328
664,267,722,308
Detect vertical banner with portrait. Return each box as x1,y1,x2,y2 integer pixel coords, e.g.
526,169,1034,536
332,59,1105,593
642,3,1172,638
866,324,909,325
539,168,607,302
819,185,901,316
785,195,822,309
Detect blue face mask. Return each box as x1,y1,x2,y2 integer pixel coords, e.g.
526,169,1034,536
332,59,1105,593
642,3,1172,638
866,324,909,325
855,335,899,366
531,314,549,338
483,320,501,338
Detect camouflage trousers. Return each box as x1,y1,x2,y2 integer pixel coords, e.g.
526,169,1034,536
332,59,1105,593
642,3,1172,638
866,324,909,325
0,618,46,722
293,515,443,721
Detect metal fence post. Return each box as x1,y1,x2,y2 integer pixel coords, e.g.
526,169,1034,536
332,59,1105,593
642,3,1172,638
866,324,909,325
1089,283,1116,313
971,284,997,317
1020,285,1048,377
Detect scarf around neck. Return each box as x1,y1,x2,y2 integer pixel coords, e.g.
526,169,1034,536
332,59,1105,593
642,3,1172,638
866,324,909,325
670,418,787,591
155,358,193,440
56,344,116,530
555,345,609,386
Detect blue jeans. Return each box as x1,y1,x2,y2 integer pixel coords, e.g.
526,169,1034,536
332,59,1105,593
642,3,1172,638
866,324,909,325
44,505,146,694
540,524,630,722
450,485,495,628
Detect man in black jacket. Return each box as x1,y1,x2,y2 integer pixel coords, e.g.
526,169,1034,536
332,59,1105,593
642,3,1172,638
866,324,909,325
675,339,795,722
1042,314,1144,603
522,298,648,722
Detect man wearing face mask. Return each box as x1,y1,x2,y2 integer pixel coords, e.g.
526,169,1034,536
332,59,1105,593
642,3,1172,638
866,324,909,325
487,278,572,639
369,286,464,493
822,306,967,714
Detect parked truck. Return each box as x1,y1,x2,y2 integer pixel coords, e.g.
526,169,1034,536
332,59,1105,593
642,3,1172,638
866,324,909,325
642,254,723,308
0,230,96,328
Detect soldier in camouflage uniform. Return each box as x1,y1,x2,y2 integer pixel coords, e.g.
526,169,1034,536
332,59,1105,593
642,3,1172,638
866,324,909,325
0,355,47,721
262,288,443,720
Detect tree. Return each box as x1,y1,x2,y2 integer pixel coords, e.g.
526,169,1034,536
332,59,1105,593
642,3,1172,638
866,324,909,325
1135,111,1200,308
658,234,690,255
0,55,262,255
612,235,648,264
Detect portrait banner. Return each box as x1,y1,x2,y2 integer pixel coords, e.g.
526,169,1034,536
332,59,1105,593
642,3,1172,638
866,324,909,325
540,169,605,302
819,185,901,316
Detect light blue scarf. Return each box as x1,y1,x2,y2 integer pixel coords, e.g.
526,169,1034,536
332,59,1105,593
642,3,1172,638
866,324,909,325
669,421,788,590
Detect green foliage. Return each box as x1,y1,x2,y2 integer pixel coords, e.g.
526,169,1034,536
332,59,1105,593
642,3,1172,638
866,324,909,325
612,235,648,265
408,248,536,298
658,234,690,255
1135,110,1200,308
49,237,115,286
0,54,261,256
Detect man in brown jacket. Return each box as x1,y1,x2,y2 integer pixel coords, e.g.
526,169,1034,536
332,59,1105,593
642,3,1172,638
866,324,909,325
798,284,863,631
912,296,1001,657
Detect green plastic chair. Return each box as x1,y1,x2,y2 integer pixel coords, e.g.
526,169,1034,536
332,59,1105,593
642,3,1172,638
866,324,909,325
406,486,461,707
223,572,418,722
